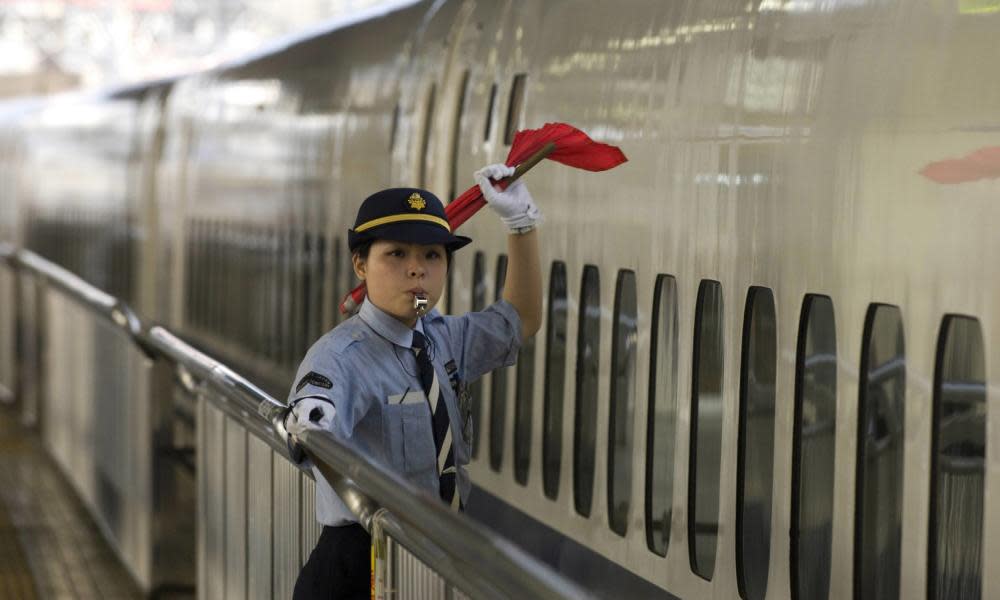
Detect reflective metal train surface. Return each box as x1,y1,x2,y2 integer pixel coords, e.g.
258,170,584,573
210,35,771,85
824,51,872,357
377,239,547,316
2,1,998,598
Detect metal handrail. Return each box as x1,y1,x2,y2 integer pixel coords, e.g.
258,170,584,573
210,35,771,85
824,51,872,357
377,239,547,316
4,248,150,353
4,245,590,600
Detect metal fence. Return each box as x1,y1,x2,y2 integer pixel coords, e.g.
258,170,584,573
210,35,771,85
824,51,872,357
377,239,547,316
0,244,589,600
0,245,194,595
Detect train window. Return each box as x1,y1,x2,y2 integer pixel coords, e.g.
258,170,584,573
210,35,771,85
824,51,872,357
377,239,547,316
331,236,343,324
312,233,326,339
790,294,837,600
340,237,355,325
419,83,436,189
196,219,207,330
469,250,487,458
484,82,498,142
445,263,455,316
489,255,509,472
201,219,213,332
928,315,985,600
689,280,724,580
504,74,527,146
854,304,905,600
448,70,471,202
301,230,317,347
514,325,536,486
736,287,777,600
235,224,253,352
646,274,678,556
279,227,291,363
289,228,304,368
573,265,600,517
389,102,400,151
212,220,224,335
543,261,568,499
608,269,637,536
247,227,259,353
187,219,200,328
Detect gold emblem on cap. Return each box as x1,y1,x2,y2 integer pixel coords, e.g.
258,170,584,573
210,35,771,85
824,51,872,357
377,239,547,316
407,193,426,210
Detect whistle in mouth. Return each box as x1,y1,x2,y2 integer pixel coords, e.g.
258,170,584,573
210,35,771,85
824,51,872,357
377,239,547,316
413,295,429,313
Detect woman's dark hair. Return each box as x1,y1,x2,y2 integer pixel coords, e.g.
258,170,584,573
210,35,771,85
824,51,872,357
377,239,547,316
352,240,374,261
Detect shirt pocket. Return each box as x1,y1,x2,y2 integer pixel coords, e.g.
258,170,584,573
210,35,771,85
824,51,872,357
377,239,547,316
384,403,436,477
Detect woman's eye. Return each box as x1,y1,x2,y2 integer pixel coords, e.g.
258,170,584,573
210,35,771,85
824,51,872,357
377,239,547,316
426,251,441,260
388,249,404,257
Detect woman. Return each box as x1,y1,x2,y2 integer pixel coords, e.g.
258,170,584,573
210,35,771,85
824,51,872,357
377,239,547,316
283,163,542,599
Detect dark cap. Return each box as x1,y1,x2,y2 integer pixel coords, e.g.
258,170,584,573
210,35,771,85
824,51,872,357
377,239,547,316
348,188,471,252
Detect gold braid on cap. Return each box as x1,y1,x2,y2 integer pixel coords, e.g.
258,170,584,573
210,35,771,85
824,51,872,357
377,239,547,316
353,213,452,233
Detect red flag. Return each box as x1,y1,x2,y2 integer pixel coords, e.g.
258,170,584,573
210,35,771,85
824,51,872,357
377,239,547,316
919,146,1000,184
340,122,627,313
508,122,628,171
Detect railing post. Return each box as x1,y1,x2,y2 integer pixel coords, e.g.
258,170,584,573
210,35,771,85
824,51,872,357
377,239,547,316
370,508,391,600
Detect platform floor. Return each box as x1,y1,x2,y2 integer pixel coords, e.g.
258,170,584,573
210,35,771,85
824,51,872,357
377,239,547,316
0,404,143,599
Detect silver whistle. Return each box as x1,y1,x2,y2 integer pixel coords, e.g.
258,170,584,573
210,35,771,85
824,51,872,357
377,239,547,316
413,295,429,314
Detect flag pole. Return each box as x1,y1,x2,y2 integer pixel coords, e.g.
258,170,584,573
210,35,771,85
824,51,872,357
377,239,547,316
506,142,556,184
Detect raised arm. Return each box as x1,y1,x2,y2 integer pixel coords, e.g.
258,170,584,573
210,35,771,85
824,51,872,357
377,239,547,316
502,229,541,338
474,163,544,339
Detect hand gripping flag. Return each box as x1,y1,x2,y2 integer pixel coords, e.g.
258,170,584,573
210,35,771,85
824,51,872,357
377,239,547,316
340,122,628,314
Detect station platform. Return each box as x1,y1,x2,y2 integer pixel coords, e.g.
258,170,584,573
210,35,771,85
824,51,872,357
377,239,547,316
0,403,145,599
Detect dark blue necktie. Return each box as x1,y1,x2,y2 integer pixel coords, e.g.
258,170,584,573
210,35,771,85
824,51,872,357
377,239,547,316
411,331,460,510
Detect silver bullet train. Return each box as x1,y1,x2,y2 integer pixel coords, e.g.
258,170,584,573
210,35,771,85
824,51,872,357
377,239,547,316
1,0,997,598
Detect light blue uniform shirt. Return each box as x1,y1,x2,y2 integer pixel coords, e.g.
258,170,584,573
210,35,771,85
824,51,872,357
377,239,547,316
287,296,522,526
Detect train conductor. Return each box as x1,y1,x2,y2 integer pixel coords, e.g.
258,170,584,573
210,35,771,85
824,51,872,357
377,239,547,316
282,163,543,599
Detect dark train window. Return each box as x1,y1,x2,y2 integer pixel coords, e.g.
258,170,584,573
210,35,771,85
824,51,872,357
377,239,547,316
277,227,291,365
448,70,471,202
573,265,600,517
791,294,837,600
928,315,985,600
186,219,199,328
445,263,456,316
514,328,535,486
504,74,527,146
312,233,327,339
489,255,509,472
608,270,637,536
212,220,225,335
736,287,777,600
342,239,356,324
247,227,261,353
331,236,343,324
238,224,250,346
469,250,487,458
389,102,400,151
419,83,436,189
543,261,568,499
646,274,678,556
484,82,497,142
689,280,724,580
203,220,215,331
854,304,905,600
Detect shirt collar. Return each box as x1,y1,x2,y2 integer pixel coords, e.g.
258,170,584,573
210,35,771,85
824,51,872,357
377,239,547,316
358,297,430,347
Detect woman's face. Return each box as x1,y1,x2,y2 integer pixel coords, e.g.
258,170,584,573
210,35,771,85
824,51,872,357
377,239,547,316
353,239,448,327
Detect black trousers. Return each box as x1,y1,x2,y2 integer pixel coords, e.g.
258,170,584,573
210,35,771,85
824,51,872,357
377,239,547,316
293,524,371,600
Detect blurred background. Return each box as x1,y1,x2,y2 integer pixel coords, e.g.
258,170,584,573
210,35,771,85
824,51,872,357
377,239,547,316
0,0,396,98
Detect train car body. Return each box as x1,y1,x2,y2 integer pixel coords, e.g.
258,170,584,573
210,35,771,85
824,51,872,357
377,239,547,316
3,1,999,598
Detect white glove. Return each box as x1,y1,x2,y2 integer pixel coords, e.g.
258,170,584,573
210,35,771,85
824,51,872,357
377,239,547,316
284,397,335,437
474,163,542,233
